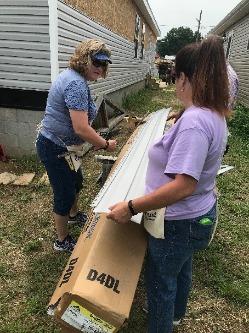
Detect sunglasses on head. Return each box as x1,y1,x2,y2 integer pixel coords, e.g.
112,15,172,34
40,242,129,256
91,58,108,69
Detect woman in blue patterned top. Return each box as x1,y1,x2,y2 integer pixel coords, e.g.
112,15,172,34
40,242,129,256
36,39,118,252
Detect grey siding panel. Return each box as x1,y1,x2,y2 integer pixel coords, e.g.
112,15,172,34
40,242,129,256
1,40,50,51
0,16,49,25
227,16,249,108
0,80,49,90
0,64,51,75
57,0,153,96
0,0,48,6
0,24,49,34
0,7,48,15
0,32,50,43
0,72,51,83
0,49,50,60
0,0,51,90
0,56,50,67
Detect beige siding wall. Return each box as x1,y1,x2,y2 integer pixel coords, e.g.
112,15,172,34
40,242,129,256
64,0,157,50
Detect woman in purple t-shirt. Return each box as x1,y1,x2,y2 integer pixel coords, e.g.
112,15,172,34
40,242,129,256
107,35,231,332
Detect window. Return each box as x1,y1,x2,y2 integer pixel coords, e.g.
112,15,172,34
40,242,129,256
134,14,140,58
225,31,234,59
140,23,145,59
226,36,232,58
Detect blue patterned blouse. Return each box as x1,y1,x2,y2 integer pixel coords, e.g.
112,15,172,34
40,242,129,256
40,68,98,146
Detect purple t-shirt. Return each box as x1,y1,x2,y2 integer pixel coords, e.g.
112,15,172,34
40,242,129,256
145,105,228,220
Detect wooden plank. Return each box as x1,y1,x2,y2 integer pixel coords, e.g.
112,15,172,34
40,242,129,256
104,97,127,116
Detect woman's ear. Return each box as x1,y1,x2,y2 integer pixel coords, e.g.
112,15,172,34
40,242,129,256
179,72,186,91
179,72,186,82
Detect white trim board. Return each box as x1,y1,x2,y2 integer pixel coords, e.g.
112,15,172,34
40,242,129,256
217,165,234,175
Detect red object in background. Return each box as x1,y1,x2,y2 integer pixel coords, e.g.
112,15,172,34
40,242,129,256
0,144,6,161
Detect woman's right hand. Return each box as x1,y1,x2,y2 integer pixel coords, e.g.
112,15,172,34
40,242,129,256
70,110,118,152
106,139,118,152
167,108,185,123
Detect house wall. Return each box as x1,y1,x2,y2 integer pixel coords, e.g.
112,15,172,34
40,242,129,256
0,0,157,157
57,0,155,98
224,15,249,109
64,0,157,47
0,0,157,92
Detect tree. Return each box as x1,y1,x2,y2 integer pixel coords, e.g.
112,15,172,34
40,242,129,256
157,27,198,57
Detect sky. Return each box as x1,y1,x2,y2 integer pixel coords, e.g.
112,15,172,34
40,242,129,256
147,0,242,39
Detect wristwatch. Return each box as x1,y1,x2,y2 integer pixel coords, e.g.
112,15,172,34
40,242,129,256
128,200,138,215
103,140,109,150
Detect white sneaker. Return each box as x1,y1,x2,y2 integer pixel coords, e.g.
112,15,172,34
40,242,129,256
173,318,182,326
142,300,148,313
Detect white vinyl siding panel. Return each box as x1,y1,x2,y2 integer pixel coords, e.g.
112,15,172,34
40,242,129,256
0,0,51,90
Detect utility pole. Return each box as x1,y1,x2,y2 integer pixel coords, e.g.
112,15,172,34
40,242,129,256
196,10,202,42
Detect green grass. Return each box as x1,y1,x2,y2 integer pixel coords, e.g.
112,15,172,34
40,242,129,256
0,85,248,333
122,85,182,118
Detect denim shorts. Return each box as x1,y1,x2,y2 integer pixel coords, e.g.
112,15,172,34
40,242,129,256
36,133,83,216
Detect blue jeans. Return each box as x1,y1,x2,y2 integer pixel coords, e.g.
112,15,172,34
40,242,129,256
36,133,83,216
145,203,217,333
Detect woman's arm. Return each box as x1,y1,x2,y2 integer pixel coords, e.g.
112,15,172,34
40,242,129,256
70,110,117,151
106,173,197,223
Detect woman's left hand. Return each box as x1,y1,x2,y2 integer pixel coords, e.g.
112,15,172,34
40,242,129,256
106,202,132,224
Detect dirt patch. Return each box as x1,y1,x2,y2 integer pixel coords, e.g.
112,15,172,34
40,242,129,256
0,160,18,174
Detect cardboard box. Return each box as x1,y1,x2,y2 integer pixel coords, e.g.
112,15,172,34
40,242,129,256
47,212,148,333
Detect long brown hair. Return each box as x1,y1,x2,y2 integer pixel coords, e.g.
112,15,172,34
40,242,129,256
175,35,230,117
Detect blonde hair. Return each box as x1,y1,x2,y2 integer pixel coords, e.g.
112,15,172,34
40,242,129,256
68,39,111,79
